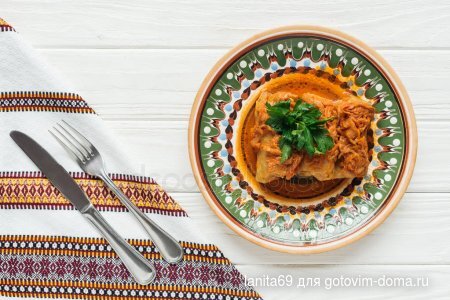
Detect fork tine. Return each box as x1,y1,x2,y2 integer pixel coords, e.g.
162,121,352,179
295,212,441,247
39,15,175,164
60,120,95,151
49,129,86,163
56,123,92,159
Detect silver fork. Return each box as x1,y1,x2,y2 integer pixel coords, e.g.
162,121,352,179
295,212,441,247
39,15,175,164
50,120,183,263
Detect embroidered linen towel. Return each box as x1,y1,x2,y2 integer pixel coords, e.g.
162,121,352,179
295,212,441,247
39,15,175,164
0,18,261,300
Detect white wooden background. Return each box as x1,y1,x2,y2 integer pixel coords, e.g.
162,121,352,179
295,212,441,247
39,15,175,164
3,0,450,299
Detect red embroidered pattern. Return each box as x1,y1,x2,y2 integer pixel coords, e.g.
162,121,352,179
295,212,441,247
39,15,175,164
0,172,187,216
0,235,261,300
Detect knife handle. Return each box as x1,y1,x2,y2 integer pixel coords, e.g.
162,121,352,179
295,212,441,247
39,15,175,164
83,205,156,285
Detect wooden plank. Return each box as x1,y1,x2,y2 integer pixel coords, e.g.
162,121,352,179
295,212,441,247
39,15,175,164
169,192,450,265
39,49,450,122
35,48,447,193
236,264,450,300
3,0,450,48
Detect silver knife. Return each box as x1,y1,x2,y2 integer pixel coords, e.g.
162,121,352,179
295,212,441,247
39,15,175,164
10,130,156,285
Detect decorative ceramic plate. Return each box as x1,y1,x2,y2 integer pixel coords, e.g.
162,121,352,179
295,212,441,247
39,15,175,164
188,26,417,253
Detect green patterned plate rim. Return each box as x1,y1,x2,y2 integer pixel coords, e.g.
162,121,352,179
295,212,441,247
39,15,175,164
189,26,417,253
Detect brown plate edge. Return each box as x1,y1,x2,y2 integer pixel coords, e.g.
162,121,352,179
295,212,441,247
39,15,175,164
188,25,418,254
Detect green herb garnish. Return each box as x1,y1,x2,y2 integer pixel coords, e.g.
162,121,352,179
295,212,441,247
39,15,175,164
265,99,335,163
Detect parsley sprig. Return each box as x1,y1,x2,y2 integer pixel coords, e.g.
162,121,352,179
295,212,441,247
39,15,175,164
265,99,335,163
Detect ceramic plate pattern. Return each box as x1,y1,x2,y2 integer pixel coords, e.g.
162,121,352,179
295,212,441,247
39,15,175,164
189,26,416,253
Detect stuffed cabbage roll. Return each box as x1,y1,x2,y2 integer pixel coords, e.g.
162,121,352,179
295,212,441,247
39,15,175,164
250,91,374,183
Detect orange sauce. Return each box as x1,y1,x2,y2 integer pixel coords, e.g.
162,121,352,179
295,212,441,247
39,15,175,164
237,71,353,201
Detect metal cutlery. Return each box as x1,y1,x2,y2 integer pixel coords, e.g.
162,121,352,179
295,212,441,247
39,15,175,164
10,130,156,285
50,120,184,264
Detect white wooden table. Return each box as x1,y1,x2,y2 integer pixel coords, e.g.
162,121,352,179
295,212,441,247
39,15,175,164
3,1,450,299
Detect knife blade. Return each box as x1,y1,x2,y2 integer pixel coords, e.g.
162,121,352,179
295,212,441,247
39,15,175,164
10,130,91,212
10,130,156,285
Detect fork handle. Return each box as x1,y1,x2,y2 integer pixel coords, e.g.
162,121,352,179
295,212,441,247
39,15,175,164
83,205,156,285
99,171,184,264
